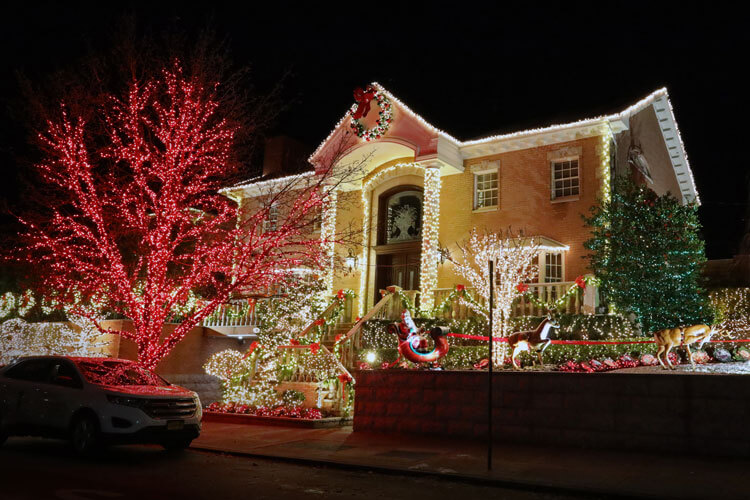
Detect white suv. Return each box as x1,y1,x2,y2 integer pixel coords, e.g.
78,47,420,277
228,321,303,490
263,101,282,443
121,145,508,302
0,356,202,454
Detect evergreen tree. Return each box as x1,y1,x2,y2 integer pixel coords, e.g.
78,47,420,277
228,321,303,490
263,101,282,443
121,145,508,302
584,177,711,334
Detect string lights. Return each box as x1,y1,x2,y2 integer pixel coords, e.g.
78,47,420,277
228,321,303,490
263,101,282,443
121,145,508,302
16,61,329,370
451,230,540,365
309,83,697,204
320,188,338,294
359,162,424,315
419,167,441,311
600,125,613,202
583,177,710,334
204,282,356,415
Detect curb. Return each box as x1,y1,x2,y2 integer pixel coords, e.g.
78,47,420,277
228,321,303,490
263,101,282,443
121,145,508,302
189,444,656,499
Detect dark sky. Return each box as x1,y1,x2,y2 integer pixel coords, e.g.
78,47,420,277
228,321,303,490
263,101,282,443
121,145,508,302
1,2,747,259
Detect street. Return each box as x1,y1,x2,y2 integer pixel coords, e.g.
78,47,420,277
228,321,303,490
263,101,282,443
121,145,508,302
0,437,594,500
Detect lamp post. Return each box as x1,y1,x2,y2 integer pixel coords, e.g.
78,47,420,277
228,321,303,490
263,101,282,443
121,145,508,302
488,258,494,471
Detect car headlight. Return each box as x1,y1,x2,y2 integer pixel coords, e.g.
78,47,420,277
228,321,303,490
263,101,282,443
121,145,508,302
107,395,145,408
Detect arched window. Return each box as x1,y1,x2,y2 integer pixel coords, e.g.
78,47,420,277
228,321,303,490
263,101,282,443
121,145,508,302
382,189,422,244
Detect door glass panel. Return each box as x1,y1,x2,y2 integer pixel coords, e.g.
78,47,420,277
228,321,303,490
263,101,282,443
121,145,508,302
386,190,422,243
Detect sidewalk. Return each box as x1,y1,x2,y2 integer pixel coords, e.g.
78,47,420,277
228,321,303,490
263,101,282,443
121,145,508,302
191,421,750,499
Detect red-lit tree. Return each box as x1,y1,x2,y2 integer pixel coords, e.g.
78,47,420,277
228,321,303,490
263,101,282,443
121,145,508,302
15,62,343,370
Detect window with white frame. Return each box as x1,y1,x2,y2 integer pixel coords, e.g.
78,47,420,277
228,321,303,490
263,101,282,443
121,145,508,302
551,158,580,200
544,253,563,283
263,205,278,233
474,170,498,209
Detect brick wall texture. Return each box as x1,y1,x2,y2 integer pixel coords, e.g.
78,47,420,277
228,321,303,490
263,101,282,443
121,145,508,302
353,370,750,457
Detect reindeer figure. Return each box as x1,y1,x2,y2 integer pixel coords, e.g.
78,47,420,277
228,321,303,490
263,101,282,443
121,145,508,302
507,316,559,370
654,324,720,370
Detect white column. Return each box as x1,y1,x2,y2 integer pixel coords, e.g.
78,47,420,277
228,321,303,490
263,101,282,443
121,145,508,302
320,188,338,295
419,166,441,311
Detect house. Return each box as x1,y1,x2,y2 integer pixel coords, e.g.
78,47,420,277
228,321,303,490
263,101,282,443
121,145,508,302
221,84,698,321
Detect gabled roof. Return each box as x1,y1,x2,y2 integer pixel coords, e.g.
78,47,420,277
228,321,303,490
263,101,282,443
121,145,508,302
310,84,699,205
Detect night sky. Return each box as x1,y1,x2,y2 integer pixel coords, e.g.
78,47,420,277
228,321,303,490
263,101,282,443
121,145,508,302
1,2,746,260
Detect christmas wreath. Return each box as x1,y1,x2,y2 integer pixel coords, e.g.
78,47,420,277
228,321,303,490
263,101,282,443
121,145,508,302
349,85,393,141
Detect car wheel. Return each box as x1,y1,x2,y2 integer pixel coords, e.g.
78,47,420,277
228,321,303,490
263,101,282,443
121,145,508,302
70,414,100,455
162,437,193,452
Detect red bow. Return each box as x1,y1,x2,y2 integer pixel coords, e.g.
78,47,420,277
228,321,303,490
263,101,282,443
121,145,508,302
336,289,345,300
352,85,377,120
310,342,320,355
575,275,586,290
314,318,325,326
516,283,529,293
241,341,259,360
289,338,300,346
456,284,465,292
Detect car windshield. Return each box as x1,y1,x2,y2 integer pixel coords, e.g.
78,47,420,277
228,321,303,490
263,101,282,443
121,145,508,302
75,359,168,387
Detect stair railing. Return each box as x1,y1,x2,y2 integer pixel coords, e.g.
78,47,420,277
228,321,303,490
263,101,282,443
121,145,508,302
336,286,399,368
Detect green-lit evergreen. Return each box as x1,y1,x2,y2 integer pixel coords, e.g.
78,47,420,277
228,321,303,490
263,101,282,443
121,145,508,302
584,176,711,334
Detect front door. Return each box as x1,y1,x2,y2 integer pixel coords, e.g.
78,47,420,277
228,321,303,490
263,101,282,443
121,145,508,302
374,250,421,303
373,185,423,304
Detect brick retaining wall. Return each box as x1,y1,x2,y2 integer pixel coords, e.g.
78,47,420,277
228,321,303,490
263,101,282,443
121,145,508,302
353,371,750,456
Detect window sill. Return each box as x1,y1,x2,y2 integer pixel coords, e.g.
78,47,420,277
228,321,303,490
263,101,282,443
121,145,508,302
472,206,498,214
550,195,579,204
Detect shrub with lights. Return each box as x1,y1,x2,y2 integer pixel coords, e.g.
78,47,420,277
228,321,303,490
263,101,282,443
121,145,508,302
0,289,109,364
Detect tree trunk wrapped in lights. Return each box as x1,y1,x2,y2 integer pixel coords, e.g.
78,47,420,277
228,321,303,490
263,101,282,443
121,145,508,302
12,61,359,370
451,229,539,365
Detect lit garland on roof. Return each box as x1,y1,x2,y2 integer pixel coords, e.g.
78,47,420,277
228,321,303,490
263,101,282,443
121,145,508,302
309,85,698,204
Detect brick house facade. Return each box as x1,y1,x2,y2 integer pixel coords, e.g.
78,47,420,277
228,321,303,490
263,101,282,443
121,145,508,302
224,85,698,318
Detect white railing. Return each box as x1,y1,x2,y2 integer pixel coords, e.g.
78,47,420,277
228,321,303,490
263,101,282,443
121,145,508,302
432,282,582,319
514,281,581,316
202,298,261,328
202,294,356,330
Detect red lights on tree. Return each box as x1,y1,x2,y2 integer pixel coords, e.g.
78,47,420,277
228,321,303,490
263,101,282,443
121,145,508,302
15,62,335,370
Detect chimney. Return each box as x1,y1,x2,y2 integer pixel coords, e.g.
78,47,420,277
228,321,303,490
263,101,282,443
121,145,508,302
262,136,311,178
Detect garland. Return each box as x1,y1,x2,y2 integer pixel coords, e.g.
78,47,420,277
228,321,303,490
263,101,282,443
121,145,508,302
0,292,16,319
349,88,393,141
395,277,593,322
518,275,594,312
396,285,487,319
301,288,356,344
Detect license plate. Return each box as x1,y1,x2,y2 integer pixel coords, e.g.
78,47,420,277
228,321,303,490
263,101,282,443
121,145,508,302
167,420,184,431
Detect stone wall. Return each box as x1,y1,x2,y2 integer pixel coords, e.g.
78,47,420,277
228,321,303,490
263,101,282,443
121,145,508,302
354,370,750,457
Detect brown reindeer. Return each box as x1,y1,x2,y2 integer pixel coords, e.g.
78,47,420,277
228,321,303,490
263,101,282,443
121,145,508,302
654,324,720,370
507,316,559,370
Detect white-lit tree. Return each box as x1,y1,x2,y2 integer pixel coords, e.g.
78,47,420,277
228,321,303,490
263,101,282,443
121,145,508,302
452,229,539,364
